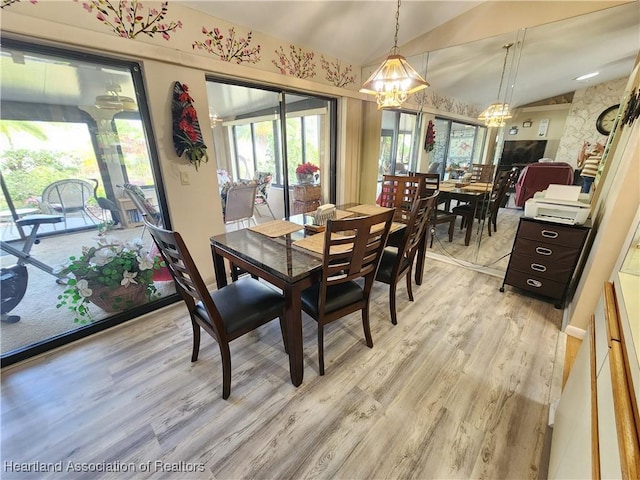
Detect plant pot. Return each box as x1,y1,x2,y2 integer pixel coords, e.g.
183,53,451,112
296,173,314,184
88,283,149,313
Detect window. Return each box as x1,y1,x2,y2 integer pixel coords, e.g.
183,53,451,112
378,110,420,181
0,39,174,365
431,118,487,179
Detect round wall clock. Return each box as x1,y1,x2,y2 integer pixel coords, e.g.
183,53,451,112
596,104,619,136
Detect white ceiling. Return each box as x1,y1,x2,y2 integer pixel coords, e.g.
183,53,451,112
185,1,640,111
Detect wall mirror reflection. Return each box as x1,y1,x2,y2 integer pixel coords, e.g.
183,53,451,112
395,3,639,272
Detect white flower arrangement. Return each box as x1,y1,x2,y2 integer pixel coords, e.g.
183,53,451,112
56,236,163,323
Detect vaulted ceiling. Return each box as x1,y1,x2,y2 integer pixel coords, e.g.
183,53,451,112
183,1,640,109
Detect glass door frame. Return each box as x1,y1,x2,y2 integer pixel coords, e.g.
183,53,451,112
0,37,177,367
206,76,337,218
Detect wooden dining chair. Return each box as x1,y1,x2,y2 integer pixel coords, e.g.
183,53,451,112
375,192,438,325
408,171,455,246
469,163,496,183
145,220,287,399
378,174,423,221
378,174,424,253
451,168,517,236
300,209,394,375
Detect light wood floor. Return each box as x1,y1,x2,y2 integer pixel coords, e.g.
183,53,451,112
1,259,564,479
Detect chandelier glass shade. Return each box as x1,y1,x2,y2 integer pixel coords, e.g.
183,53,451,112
95,92,137,112
360,0,428,109
478,102,512,127
478,43,513,127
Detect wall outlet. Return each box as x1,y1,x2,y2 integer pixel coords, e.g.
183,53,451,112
179,171,190,185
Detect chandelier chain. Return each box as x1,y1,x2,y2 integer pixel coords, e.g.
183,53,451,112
393,0,401,52
495,43,513,102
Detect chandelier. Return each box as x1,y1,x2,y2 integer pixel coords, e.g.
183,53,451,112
360,0,428,110
478,43,513,127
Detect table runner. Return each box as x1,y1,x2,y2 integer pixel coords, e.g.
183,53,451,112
248,219,303,237
346,204,393,216
462,183,492,192
292,233,353,255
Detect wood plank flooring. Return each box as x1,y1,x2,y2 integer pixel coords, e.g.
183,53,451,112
0,259,564,479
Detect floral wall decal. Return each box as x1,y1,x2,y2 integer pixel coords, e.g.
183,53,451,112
171,82,208,170
192,26,261,64
74,0,182,40
1,0,36,8
320,56,354,88
272,45,316,79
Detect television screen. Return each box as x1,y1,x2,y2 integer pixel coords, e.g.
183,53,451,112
499,140,547,169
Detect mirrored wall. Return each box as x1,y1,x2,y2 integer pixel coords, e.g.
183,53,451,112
407,3,639,272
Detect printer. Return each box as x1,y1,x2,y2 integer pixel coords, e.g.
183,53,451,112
524,184,591,225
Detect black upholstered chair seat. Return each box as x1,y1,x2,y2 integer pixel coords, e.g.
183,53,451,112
376,248,410,283
195,277,285,336
300,281,364,318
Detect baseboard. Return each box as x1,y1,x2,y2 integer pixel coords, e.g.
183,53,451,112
564,325,586,340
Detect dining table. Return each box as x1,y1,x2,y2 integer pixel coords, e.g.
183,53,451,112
438,181,492,246
210,203,397,387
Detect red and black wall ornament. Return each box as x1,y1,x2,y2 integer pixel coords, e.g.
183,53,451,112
172,81,208,170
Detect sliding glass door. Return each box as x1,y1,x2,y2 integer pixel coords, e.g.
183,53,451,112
0,38,174,365
206,80,336,220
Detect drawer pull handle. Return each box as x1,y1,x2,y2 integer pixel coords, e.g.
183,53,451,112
531,263,547,272
541,230,559,239
535,247,553,256
527,279,543,288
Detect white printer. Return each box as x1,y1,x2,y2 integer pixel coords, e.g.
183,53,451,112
524,184,591,225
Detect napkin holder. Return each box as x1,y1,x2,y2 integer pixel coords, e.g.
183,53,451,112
305,204,336,233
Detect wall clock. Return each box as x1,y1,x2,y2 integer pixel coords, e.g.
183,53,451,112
596,104,619,135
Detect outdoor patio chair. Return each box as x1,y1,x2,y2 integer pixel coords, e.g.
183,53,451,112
40,179,96,229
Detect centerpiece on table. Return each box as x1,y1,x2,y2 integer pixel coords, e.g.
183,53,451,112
295,162,319,184
56,236,163,324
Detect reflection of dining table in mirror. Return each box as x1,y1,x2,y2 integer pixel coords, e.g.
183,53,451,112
439,182,492,246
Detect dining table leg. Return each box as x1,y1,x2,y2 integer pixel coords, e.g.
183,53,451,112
463,198,478,246
284,283,304,387
211,246,228,289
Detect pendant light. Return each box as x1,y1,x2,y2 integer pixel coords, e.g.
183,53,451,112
360,0,428,110
478,43,513,127
95,84,137,112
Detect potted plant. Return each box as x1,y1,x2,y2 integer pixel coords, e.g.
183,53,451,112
56,236,163,324
295,162,319,184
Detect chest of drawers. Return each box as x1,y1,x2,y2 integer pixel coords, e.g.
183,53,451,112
500,217,590,308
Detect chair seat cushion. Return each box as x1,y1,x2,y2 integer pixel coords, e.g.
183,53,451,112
451,204,472,214
375,248,409,283
195,277,285,336
300,281,363,318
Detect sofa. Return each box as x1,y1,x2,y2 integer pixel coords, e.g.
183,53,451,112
514,162,575,207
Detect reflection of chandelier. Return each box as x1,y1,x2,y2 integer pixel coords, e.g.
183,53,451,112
478,43,513,127
95,87,137,112
360,0,428,110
